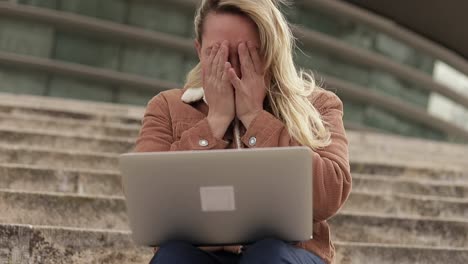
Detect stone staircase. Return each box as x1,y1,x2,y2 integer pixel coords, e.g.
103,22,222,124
1,92,468,264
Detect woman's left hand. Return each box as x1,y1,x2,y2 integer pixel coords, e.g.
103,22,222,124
228,41,267,128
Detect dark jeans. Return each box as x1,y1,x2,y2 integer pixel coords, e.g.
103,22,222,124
149,238,325,264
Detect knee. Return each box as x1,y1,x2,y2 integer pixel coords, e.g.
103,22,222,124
151,241,195,262
160,240,193,252
241,238,290,264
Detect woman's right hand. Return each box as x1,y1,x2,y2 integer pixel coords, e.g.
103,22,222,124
202,40,236,139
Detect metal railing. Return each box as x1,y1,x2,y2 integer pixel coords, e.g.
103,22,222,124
1,1,468,140
299,0,468,78
2,2,467,109
0,51,178,92
292,26,468,108
323,74,468,141
0,2,194,55
159,0,468,76
3,51,466,140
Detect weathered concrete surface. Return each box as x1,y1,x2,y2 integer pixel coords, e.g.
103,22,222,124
3,187,468,245
344,191,468,219
353,174,468,198
349,151,468,172
1,144,466,178
350,161,468,182
0,128,134,154
1,92,468,158
330,213,468,248
0,92,145,122
0,145,118,171
1,92,468,263
0,104,142,127
0,112,139,138
0,224,153,264
0,164,122,196
0,190,128,230
335,242,468,264
3,223,468,264
3,163,468,199
347,132,468,159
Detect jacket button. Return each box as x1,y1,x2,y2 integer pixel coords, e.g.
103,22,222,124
199,139,209,147
248,136,257,146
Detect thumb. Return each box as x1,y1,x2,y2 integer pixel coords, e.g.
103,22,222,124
228,68,242,90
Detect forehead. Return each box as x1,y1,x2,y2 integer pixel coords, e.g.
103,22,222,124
201,12,260,48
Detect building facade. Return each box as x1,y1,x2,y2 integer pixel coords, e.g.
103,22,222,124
1,0,467,142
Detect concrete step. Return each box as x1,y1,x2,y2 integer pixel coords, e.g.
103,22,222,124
2,224,468,264
349,150,468,171
3,172,468,226
3,223,468,264
353,174,468,198
5,124,468,164
0,112,140,138
2,143,467,179
0,223,152,264
344,191,468,219
330,212,468,248
3,188,468,245
0,103,142,127
335,242,468,264
2,124,466,166
0,164,122,196
348,133,468,170
348,132,468,159
351,161,468,182
0,189,128,230
0,92,144,124
5,164,467,201
1,162,467,200
0,127,134,154
0,145,117,171
1,93,467,159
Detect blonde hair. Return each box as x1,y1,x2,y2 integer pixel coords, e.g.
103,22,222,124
185,0,331,149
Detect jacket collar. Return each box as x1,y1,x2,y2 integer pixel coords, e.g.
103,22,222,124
181,87,206,104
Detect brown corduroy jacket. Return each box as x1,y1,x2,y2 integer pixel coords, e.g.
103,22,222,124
134,87,352,264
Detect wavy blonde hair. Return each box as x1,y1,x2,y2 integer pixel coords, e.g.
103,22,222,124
185,0,331,149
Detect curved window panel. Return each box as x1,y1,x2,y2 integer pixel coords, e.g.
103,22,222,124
292,5,436,75
296,48,430,108
0,18,54,58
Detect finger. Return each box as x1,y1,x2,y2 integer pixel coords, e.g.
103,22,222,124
212,42,225,81
221,61,231,82
204,43,219,78
238,42,254,78
216,41,229,80
209,43,221,78
228,68,242,89
247,41,263,74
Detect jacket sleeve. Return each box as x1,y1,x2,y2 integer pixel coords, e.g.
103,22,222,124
134,93,229,152
241,91,352,221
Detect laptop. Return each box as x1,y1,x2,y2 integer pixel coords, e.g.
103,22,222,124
119,146,313,246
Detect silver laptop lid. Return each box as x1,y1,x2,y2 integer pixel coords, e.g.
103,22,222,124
119,146,313,246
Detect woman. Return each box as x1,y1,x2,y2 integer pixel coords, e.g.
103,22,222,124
134,0,351,263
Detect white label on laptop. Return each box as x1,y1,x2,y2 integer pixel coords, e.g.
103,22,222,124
200,186,236,212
